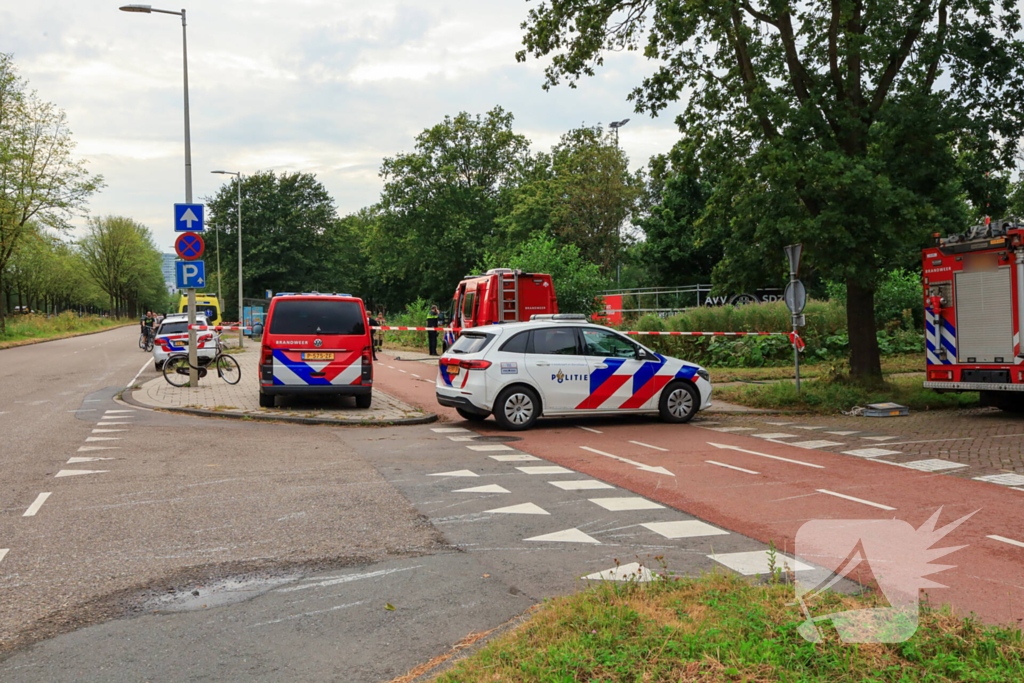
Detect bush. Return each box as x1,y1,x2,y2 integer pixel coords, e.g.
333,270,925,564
376,297,431,350
623,299,923,367
826,268,922,330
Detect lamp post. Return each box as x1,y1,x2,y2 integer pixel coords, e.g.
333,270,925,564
607,119,630,284
211,170,243,349
120,3,198,385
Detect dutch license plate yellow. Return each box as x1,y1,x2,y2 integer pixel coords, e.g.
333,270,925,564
302,352,334,361
447,364,460,376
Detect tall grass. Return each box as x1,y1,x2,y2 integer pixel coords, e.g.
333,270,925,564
625,299,922,367
0,312,124,345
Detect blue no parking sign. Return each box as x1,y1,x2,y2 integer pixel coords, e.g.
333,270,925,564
175,260,206,289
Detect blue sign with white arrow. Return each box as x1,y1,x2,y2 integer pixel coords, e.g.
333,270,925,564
175,260,206,289
174,203,204,232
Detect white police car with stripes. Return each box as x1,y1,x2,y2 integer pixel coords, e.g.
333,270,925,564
435,314,712,430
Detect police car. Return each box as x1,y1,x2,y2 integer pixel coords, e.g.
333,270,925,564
152,313,218,369
435,315,712,430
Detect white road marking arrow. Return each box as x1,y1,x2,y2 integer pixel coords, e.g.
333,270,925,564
707,442,824,469
180,207,199,227
579,446,674,476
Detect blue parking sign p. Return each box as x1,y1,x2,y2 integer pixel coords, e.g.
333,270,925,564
175,260,206,289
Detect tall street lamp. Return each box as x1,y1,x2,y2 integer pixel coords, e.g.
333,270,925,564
607,119,630,284
120,3,198,385
211,170,243,349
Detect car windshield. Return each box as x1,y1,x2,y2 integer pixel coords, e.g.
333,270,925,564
269,300,366,336
157,322,190,335
449,332,493,354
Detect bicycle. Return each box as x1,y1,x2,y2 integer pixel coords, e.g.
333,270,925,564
162,336,241,387
139,326,155,352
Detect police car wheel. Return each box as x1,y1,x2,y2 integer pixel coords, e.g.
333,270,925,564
494,386,539,431
659,381,698,423
456,408,487,422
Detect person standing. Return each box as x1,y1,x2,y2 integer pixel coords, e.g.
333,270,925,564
368,313,380,360
426,305,440,356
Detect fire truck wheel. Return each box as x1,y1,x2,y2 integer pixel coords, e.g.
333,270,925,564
659,381,699,423
493,386,540,431
456,408,488,422
258,391,275,409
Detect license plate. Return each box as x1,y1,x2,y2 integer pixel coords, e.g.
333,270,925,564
302,352,334,361
447,364,460,376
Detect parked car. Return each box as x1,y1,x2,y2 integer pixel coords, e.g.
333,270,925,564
253,293,373,409
435,314,712,430
152,313,218,369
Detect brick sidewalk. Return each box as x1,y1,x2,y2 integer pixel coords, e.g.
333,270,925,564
131,350,433,424
702,407,1024,486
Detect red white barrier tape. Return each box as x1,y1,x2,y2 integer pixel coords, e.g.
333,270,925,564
188,325,252,331
371,326,804,350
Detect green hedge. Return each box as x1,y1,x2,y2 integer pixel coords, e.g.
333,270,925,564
622,300,923,367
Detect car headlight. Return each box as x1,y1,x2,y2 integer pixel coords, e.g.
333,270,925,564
696,368,710,383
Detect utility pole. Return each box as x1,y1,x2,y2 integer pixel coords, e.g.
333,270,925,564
608,119,630,285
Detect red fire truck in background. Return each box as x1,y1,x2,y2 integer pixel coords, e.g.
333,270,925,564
923,217,1024,411
444,269,558,346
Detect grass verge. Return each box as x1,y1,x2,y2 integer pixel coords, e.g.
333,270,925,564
434,573,1023,682
710,354,924,383
716,375,978,414
0,313,128,348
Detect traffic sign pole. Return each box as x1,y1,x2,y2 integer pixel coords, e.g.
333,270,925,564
784,244,804,394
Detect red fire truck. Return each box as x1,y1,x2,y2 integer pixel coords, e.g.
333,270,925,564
445,269,558,346
923,217,1024,410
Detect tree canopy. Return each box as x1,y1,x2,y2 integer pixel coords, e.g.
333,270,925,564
519,0,1024,380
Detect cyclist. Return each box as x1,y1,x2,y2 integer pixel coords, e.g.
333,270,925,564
142,311,157,344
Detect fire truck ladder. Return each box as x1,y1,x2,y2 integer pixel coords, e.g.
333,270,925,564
500,272,519,322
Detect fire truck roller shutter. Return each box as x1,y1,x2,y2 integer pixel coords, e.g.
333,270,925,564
955,267,1014,363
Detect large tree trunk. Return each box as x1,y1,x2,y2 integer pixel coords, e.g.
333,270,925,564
847,277,883,383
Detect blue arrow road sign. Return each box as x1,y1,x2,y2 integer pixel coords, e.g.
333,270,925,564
174,203,204,232
175,260,206,289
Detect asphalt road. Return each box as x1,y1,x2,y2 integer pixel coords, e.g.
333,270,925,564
0,329,810,682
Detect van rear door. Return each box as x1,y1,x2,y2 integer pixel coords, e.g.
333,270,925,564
266,299,368,387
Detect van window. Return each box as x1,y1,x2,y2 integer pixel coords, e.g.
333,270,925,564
530,328,579,355
449,332,493,355
462,292,476,323
269,300,366,336
181,305,219,321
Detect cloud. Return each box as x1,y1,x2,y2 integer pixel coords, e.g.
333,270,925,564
10,0,685,251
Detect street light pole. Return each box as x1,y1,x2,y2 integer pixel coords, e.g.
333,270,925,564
121,3,198,386
212,170,243,349
607,118,630,285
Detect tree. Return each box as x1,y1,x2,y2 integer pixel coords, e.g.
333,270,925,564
498,125,641,272
633,152,719,287
0,53,102,332
481,234,609,315
79,216,166,317
205,171,341,314
366,107,533,309
519,1,1024,382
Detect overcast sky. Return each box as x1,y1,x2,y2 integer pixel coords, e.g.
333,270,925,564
5,0,684,252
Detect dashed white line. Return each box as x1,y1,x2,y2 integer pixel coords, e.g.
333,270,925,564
577,426,602,434
69,409,96,412
707,442,824,469
706,460,759,475
816,489,895,511
411,373,421,378
23,492,52,517
629,441,668,452
92,429,127,433
987,535,1024,549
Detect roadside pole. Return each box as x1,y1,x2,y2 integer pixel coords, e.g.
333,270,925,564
784,244,806,394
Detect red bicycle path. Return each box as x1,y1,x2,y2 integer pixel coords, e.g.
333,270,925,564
373,352,1024,627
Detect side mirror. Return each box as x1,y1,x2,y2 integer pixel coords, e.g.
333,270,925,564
637,348,653,361
252,323,264,337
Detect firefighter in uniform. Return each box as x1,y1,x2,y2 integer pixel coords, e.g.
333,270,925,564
427,305,440,356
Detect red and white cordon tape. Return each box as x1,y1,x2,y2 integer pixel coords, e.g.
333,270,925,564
188,324,252,331
371,326,805,350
